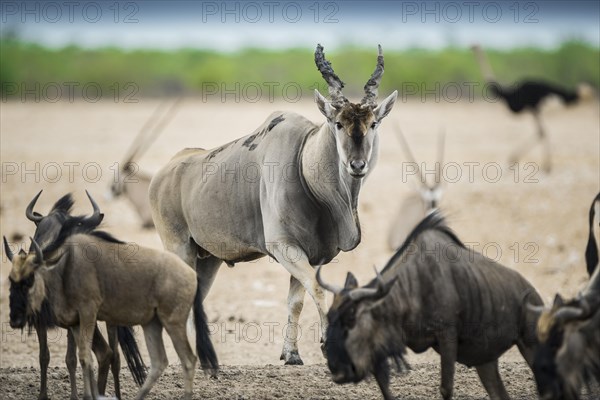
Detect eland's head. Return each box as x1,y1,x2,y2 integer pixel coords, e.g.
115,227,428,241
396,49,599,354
314,44,398,178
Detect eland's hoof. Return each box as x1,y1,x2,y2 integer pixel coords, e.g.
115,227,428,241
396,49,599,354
282,351,304,365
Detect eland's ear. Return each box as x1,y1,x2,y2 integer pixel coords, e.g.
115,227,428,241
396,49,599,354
344,272,358,290
374,90,398,122
314,89,336,120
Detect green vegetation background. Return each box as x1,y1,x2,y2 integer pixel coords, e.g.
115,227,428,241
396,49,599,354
1,39,598,99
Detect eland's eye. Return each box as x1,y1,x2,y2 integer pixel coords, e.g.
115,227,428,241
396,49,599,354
335,122,343,130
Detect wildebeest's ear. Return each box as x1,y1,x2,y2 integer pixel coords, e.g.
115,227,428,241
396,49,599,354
314,89,336,120
344,272,358,290
373,90,398,122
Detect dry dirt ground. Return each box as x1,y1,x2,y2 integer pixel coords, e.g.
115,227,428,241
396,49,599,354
0,98,599,399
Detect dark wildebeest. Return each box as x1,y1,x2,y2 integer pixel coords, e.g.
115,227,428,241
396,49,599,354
5,209,218,400
7,190,146,399
149,44,398,365
532,192,600,400
318,212,543,400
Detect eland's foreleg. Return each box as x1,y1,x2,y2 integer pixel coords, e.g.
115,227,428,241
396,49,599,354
272,246,328,365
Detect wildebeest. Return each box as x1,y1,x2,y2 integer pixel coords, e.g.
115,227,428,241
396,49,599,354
149,44,398,365
8,190,146,399
108,98,182,228
388,127,445,250
4,212,218,400
532,192,600,400
318,212,543,400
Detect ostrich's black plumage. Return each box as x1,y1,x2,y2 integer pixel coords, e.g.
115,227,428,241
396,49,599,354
489,80,579,113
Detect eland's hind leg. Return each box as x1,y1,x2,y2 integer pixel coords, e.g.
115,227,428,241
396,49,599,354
163,321,197,400
135,318,168,400
475,360,510,400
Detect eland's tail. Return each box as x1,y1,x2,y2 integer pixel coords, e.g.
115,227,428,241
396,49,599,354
194,276,219,376
117,326,147,386
585,192,600,276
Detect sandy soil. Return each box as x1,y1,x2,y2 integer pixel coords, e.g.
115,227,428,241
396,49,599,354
0,97,599,399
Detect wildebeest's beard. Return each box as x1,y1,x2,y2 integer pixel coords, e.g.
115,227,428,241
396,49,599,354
9,276,33,329
533,324,565,400
326,298,361,383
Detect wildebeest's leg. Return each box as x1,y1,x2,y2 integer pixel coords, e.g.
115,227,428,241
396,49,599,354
107,324,121,399
280,276,306,365
516,340,536,368
73,314,100,400
66,330,78,400
271,246,328,365
475,360,510,400
438,333,457,400
373,359,395,400
135,318,168,400
163,320,197,400
34,321,50,400
91,324,113,396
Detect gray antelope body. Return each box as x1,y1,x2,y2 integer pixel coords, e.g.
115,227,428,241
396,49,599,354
149,45,397,364
5,221,218,400
319,212,543,400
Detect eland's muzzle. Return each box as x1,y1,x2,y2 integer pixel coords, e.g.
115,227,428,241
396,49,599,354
349,160,368,177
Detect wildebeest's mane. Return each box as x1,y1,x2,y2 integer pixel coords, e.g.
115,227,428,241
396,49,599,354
50,193,75,214
42,214,124,255
382,211,464,273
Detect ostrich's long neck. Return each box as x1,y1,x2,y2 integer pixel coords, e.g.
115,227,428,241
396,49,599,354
473,47,496,83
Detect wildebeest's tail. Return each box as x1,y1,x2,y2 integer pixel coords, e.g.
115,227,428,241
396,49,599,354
585,192,600,276
194,276,219,376
117,326,147,386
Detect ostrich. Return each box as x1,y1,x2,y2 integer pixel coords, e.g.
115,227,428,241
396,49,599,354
471,44,593,172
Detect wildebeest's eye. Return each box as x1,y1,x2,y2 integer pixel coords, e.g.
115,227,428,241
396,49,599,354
371,122,377,129
335,122,343,130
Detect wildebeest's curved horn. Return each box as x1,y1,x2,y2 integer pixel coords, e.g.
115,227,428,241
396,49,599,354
526,303,546,314
83,190,104,226
348,268,397,302
314,44,347,107
554,306,585,323
26,190,44,222
361,45,384,108
29,237,43,264
316,265,342,294
3,236,14,262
